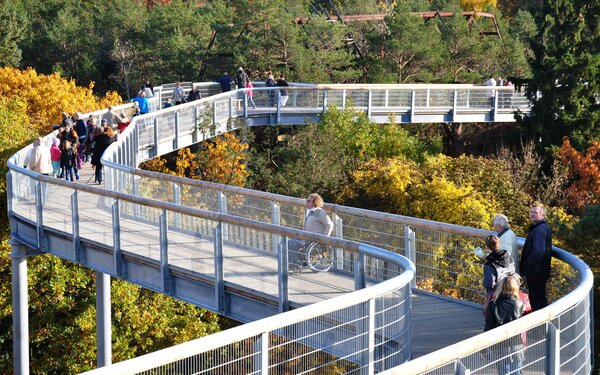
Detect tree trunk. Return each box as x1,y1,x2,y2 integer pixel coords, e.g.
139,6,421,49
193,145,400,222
442,122,465,157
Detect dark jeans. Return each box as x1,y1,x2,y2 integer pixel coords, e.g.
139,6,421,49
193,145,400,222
95,163,103,183
526,276,548,311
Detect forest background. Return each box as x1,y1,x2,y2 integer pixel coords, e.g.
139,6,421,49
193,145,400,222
0,0,598,373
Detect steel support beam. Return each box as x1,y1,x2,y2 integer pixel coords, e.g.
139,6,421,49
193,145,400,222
10,241,29,375
96,271,112,367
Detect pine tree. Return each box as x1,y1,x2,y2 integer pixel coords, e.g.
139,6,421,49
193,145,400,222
524,0,600,150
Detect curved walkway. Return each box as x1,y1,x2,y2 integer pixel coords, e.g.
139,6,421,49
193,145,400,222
7,82,592,375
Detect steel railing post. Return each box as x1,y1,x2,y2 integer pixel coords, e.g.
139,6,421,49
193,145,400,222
35,181,44,251
367,90,372,117
276,91,281,123
277,236,289,313
342,89,347,108
271,202,280,254
6,172,13,215
492,90,499,121
218,192,228,241
243,91,248,118
159,209,169,294
322,90,328,114
173,183,182,229
213,100,218,127
454,360,469,375
368,298,376,375
426,89,430,107
214,222,225,313
228,96,234,119
134,126,139,167
72,191,82,263
547,322,560,375
132,174,141,220
410,90,416,123
10,241,29,375
404,225,416,288
174,112,180,150
385,89,389,108
355,253,366,290
333,214,344,271
112,200,123,277
452,90,458,123
153,117,159,158
194,105,200,142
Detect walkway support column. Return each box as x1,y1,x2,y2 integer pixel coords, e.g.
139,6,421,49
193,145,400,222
96,271,112,367
11,240,29,375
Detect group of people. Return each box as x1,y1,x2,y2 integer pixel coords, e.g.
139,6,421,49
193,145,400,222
167,82,202,108
484,76,513,87
26,110,124,184
216,68,290,108
479,204,552,374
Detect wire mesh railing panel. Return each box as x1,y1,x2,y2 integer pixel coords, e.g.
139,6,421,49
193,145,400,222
222,224,277,295
344,90,369,108
460,91,494,109
135,175,175,203
178,105,197,135
463,324,548,374
278,203,305,230
43,183,74,236
10,172,39,223
370,89,388,108
386,90,411,108
411,227,484,303
224,194,273,223
136,117,154,149
557,298,592,374
271,302,370,374
179,184,220,212
76,191,114,248
156,111,176,141
136,336,261,375
373,285,412,371
290,89,323,108
119,203,162,262
167,213,217,278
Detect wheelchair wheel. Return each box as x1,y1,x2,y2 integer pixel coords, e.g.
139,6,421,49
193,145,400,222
306,243,333,272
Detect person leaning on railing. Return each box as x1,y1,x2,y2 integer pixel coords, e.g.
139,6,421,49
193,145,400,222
288,193,334,268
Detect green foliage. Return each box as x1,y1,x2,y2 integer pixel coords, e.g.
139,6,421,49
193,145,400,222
523,0,600,150
0,0,27,67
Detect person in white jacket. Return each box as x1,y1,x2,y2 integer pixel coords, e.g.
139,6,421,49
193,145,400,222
27,137,52,175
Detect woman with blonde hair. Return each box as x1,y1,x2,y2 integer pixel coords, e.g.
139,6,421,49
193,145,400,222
484,274,525,374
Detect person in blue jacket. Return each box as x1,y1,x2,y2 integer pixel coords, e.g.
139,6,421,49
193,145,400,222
132,91,149,115
520,204,552,311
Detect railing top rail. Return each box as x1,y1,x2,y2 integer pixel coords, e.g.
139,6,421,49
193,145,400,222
382,246,593,374
82,249,413,375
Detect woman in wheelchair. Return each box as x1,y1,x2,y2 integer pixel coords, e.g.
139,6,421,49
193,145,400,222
289,193,335,272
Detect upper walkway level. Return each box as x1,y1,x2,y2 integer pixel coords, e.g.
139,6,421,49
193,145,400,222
6,81,592,375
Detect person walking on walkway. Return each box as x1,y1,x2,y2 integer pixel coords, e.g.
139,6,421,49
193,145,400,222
520,204,552,311
172,82,186,105
50,138,61,177
91,126,116,184
217,72,233,92
246,81,256,109
235,67,249,90
493,214,519,266
277,74,289,107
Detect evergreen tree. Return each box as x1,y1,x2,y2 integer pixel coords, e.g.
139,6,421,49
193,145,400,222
0,0,27,67
524,0,600,150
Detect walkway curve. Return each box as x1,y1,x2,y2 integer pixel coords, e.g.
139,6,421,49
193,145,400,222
7,82,592,375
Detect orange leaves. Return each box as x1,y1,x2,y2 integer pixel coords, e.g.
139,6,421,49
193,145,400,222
0,67,122,131
558,138,600,212
199,132,249,187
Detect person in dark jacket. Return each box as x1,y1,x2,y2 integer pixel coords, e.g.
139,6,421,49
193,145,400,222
484,275,525,374
91,125,116,184
276,74,289,107
187,84,202,102
520,204,552,311
216,72,233,92
483,235,516,294
235,67,249,90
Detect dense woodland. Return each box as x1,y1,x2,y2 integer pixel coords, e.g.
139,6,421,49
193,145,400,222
0,0,598,373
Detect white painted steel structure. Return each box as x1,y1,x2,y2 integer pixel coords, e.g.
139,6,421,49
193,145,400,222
7,82,593,375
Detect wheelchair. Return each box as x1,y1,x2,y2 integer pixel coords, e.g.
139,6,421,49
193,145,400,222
289,241,334,273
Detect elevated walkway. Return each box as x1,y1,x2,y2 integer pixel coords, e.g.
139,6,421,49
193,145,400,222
7,82,592,375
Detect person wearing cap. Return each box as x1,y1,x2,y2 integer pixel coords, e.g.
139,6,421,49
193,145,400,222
235,67,249,90
216,72,233,92
61,112,73,128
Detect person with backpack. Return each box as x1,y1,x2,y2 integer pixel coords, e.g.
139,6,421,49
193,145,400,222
265,74,277,106
235,67,249,90
482,235,516,294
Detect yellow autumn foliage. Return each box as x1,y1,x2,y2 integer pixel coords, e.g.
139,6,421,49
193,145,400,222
0,67,122,131
199,132,249,187
460,0,497,11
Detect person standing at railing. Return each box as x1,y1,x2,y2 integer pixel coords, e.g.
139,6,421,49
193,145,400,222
482,235,516,295
520,204,552,311
60,140,78,181
235,67,249,90
492,214,519,266
276,74,289,108
265,74,277,106
132,91,149,115
50,138,61,178
216,72,233,92
74,113,87,169
26,137,52,176
187,84,202,103
91,125,116,184
172,82,186,105
288,193,334,269
484,275,525,375
102,106,120,127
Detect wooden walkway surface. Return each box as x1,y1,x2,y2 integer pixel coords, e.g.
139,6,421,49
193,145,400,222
22,162,485,359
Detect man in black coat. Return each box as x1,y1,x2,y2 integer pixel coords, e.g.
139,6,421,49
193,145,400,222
520,204,552,311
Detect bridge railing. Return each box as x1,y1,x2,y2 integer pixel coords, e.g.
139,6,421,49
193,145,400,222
97,82,592,374
7,152,415,374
